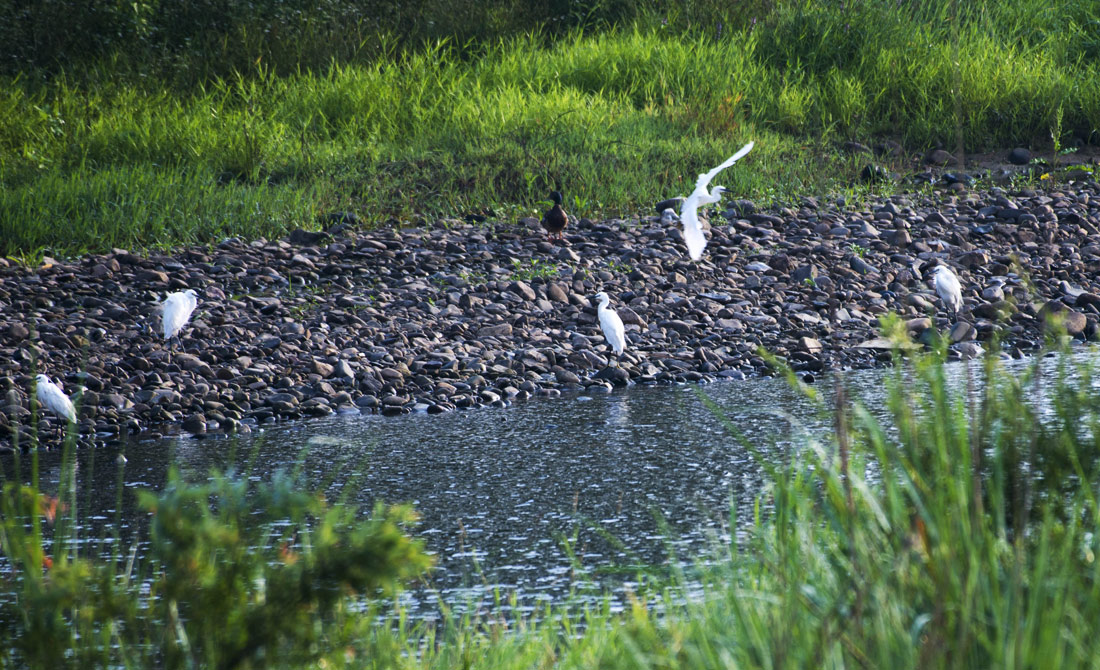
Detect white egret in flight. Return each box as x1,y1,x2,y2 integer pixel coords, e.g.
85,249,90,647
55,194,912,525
680,141,754,260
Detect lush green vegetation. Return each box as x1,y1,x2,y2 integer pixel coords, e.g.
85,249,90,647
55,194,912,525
5,328,1100,667
2,0,1098,258
0,453,432,668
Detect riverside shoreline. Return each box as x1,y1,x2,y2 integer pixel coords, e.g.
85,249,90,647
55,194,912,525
3,179,1100,448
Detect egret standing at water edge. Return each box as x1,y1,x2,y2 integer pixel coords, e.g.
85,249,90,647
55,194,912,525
932,265,963,320
593,291,626,362
35,373,77,440
680,141,754,260
162,289,199,361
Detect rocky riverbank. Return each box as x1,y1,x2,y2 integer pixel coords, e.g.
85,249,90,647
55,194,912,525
3,178,1100,448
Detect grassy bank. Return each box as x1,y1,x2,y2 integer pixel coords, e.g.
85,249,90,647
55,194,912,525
1,0,1099,258
4,331,1100,667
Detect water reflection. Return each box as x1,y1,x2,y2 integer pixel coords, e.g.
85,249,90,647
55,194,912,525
4,350,1097,617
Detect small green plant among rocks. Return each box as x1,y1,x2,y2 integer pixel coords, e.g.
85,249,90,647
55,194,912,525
606,259,635,275
458,270,488,286
510,258,558,281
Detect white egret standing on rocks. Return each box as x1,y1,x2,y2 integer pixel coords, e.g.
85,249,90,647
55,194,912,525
162,289,199,361
932,265,963,320
593,291,626,363
680,141,754,260
35,373,77,440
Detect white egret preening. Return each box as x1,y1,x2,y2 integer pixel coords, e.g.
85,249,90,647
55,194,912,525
680,141,754,260
932,265,963,319
161,289,199,361
593,291,626,363
35,373,77,440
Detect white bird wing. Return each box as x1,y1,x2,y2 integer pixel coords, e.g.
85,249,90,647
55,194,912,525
162,292,198,339
599,308,627,355
935,269,960,297
38,380,77,422
680,205,707,261
934,268,963,310
693,141,754,192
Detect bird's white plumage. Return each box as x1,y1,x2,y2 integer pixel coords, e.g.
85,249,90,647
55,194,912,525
162,289,199,340
35,374,77,424
594,291,626,356
932,265,963,317
680,141,754,260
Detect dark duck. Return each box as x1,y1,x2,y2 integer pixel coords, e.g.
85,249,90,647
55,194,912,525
541,191,569,241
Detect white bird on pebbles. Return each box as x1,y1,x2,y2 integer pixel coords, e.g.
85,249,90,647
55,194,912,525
593,291,626,363
932,265,963,320
680,141,754,260
35,373,77,440
161,289,199,360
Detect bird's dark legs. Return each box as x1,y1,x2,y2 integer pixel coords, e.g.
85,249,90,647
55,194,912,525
54,419,70,444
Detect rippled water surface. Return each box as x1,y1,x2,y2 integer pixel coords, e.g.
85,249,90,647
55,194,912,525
6,353,1091,617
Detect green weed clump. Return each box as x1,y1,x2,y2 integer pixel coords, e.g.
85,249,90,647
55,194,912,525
0,460,431,669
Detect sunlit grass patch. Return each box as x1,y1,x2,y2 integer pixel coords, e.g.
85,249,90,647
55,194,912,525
0,167,318,258
1,1,1098,256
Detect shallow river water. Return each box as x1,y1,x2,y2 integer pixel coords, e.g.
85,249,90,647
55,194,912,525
3,352,1088,618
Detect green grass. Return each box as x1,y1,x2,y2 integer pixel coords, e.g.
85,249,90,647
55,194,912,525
1,0,1098,257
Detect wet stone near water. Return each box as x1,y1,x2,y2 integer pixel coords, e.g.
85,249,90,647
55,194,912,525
3,180,1100,447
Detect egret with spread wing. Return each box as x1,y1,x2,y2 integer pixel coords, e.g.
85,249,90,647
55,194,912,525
680,141,754,260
